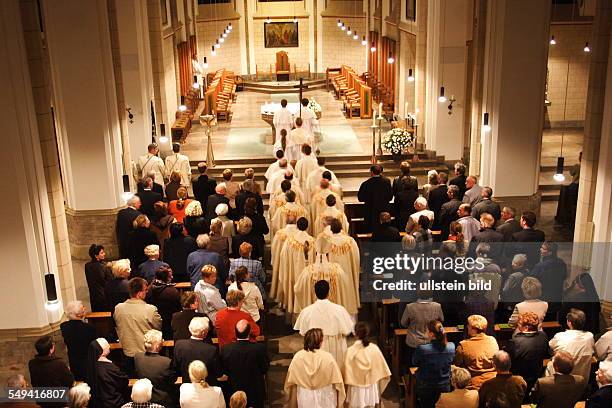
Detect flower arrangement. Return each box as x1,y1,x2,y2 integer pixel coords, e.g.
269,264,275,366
308,98,322,119
381,128,415,155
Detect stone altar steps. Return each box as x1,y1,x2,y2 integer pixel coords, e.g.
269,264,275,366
241,78,327,94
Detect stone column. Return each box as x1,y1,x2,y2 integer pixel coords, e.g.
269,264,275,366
42,0,125,259
423,0,469,161
414,0,427,146
0,0,65,329
478,0,550,214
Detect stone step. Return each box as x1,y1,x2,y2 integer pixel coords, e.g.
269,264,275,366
541,190,560,201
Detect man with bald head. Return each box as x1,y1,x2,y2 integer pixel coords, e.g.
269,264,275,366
463,175,484,207
478,350,527,408
221,320,269,408
205,183,231,220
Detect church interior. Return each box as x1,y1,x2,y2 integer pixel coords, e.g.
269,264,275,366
1,0,612,407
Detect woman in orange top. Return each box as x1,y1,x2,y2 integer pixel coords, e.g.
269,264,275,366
168,187,192,224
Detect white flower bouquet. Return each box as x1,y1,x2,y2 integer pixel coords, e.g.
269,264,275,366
308,98,322,119
381,128,415,155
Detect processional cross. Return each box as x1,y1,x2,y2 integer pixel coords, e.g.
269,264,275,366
293,77,309,116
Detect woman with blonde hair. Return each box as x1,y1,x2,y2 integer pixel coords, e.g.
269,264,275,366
229,391,247,408
179,360,225,408
104,259,131,311
168,186,192,224
422,169,440,198
183,200,209,238
508,276,548,328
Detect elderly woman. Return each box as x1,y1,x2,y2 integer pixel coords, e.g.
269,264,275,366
179,360,226,408
146,267,181,339
128,214,158,272
85,244,112,312
184,200,209,238
222,169,240,209
284,328,345,408
508,277,548,328
212,203,235,239
406,197,435,233
208,219,231,263
134,330,175,407
422,169,440,199
138,244,169,283
229,242,266,297
231,217,261,260
165,171,182,202
150,201,175,255
435,366,478,408
60,301,97,380
86,338,129,408
68,383,92,408
104,259,131,311
168,187,192,224
171,291,205,340
121,378,165,408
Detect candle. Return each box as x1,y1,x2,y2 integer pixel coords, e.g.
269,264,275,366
404,102,409,118
379,102,382,115
372,110,376,126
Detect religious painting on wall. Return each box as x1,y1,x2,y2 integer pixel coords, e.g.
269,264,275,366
264,22,299,48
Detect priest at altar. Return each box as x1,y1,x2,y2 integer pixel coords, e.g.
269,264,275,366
272,99,294,143
313,195,349,237
277,217,314,313
270,214,299,302
270,190,309,238
315,219,361,304
294,280,354,368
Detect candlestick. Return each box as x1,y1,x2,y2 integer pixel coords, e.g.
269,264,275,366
404,102,409,118
372,110,376,126
378,102,382,115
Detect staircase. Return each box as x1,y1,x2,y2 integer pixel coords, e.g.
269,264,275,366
539,163,576,202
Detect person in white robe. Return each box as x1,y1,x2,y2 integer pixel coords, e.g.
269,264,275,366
343,322,391,408
277,217,314,313
306,158,342,198
294,280,354,368
313,195,349,237
270,215,299,303
269,180,304,219
294,255,358,315
310,179,344,224
164,143,191,187
265,151,294,181
315,219,361,305
270,190,309,239
284,328,345,408
136,143,165,186
298,98,318,143
287,118,310,164
266,159,291,194
294,145,319,197
273,98,294,144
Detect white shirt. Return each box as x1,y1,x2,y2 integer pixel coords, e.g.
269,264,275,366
194,281,226,324
165,153,191,186
273,107,294,137
228,281,264,322
294,299,354,336
179,383,225,408
137,153,165,186
458,216,481,242
297,384,337,408
265,161,294,181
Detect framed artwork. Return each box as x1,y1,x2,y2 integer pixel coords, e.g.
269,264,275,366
264,22,299,48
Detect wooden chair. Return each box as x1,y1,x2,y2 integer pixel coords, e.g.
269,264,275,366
276,51,290,81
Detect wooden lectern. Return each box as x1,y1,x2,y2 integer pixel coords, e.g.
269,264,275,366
276,51,290,81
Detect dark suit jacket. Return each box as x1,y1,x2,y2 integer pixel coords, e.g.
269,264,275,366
428,184,450,225
85,260,113,312
372,223,402,242
173,338,221,384
171,309,205,341
497,219,521,242
531,373,586,408
472,198,502,222
449,174,467,200
60,320,97,381
138,181,164,197
127,228,159,272
439,198,462,239
116,207,141,257
193,174,217,205
221,340,269,408
28,355,75,407
586,385,612,408
357,176,393,231
162,236,197,282
205,194,231,220
134,352,176,407
235,190,264,219
137,190,164,218
506,331,549,390
471,228,504,260
146,281,182,339
531,256,567,303
511,228,546,268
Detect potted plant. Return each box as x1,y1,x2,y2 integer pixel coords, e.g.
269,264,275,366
381,128,415,161
308,98,322,119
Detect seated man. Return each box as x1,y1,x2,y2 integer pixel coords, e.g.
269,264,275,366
28,335,75,407
134,329,175,407
454,314,499,389
478,350,527,408
531,350,586,408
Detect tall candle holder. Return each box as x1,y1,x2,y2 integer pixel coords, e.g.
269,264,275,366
376,116,384,156
199,114,216,168
370,122,378,164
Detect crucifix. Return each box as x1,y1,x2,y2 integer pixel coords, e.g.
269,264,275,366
293,77,309,116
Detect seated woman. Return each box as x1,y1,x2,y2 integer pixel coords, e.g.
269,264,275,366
86,338,129,408
284,328,345,407
413,321,456,408
508,277,548,328
68,383,92,408
343,322,391,408
60,301,97,381
228,266,264,323
179,360,225,408
435,366,478,408
121,378,165,408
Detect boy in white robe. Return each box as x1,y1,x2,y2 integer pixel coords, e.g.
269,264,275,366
164,143,191,187
294,280,354,369
264,150,294,181
313,195,349,237
287,118,310,163
273,98,294,143
306,157,342,198
294,144,319,197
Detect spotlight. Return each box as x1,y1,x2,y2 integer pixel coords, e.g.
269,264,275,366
553,157,566,182
222,32,227,38
337,19,342,27
211,46,216,56
387,53,394,64
293,16,297,23
228,23,232,30
44,274,58,304
584,42,590,52
550,35,556,45
353,31,358,40
341,24,346,31
178,104,187,112
370,42,376,52
203,57,208,69
215,39,220,49
347,27,352,35
219,36,224,43
407,68,415,82
361,36,367,46
438,86,447,103
266,17,271,24
122,174,133,201
482,112,491,132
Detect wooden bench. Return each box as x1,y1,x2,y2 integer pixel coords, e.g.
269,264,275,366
85,311,114,338
175,282,191,291
171,111,192,143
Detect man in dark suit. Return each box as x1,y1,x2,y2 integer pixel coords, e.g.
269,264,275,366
172,316,221,384
137,171,164,197
235,179,264,219
193,162,217,205
496,206,521,242
221,320,269,408
511,211,546,268
116,195,142,258
134,329,176,407
372,212,401,242
206,184,231,220
531,350,586,408
428,172,450,228
60,301,97,380
471,213,504,260
531,241,567,318
587,360,612,408
357,164,393,232
448,162,467,200
137,177,163,218
471,187,501,222
438,185,462,240
28,336,74,408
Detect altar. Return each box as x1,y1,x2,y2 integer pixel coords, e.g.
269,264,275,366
260,102,300,144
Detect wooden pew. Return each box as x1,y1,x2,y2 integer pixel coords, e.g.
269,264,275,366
85,311,114,338
175,282,191,291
